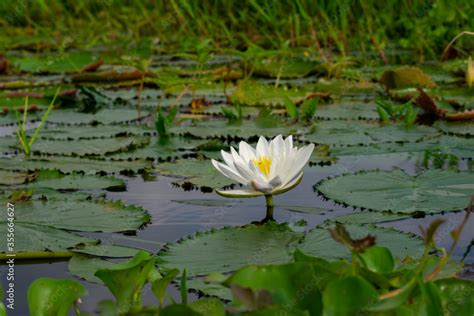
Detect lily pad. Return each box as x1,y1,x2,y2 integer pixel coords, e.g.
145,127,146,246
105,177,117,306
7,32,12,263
68,254,116,284
9,196,150,233
0,170,36,185
0,222,94,253
172,118,311,140
0,156,151,175
435,120,474,136
28,124,152,140
10,51,96,73
25,136,149,157
316,169,474,214
298,223,423,260
156,222,304,277
302,121,439,146
329,212,411,224
315,102,380,121
156,159,236,190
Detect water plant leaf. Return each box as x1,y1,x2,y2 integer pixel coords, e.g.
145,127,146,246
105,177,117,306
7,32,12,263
298,224,423,260
435,120,474,136
25,136,149,157
15,171,126,191
188,298,226,316
436,278,474,315
224,262,323,315
27,124,151,140
0,222,94,254
95,251,155,313
0,156,151,175
27,277,87,316
70,244,145,258
0,170,36,185
156,159,236,190
186,278,233,301
329,212,410,224
68,254,116,284
11,51,96,73
316,169,474,214
151,268,179,305
359,246,395,274
315,102,379,120
9,196,150,233
156,222,304,277
379,66,436,90
303,121,438,146
172,118,311,140
322,275,378,315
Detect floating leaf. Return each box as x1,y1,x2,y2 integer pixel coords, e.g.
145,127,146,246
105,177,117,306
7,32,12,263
315,102,379,120
156,222,303,277
302,121,438,146
0,156,151,175
298,224,423,260
156,159,236,190
435,120,474,136
316,169,474,214
68,254,116,284
329,212,410,224
8,195,150,233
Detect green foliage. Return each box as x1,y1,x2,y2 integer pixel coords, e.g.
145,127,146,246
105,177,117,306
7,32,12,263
28,278,87,316
376,99,418,127
155,106,178,139
16,88,59,156
221,102,243,123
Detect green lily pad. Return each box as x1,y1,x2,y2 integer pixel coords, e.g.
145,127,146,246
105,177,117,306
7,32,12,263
0,222,94,253
253,56,322,79
24,136,149,157
70,244,145,258
10,51,96,73
111,136,209,161
9,196,150,233
331,134,474,159
68,254,116,284
329,212,411,224
28,124,152,140
435,120,474,136
156,159,236,190
315,102,379,120
302,121,438,146
172,118,311,140
298,224,423,260
0,156,151,175
16,171,126,191
316,169,474,214
186,278,233,301
156,222,304,277
0,170,35,185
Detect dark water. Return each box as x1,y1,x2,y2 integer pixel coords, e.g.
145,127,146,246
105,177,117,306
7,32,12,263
1,150,473,315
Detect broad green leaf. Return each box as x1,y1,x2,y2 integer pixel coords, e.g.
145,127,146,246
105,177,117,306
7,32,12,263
283,96,299,119
160,305,201,316
435,120,474,136
188,298,226,316
225,262,322,315
359,246,394,273
95,251,155,313
329,212,410,224
156,159,236,190
316,169,474,214
28,278,87,316
156,222,304,277
68,254,116,284
322,275,378,315
298,224,423,260
7,196,150,233
411,279,444,316
0,156,151,175
436,278,474,316
186,278,233,301
151,268,179,305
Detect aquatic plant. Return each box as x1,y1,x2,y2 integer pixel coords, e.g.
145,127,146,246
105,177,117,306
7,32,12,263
211,135,314,220
155,106,178,140
15,88,60,157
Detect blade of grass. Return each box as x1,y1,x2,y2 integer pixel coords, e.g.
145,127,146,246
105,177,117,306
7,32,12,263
29,88,60,147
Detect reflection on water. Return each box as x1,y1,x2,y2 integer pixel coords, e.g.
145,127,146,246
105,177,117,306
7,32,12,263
1,152,473,314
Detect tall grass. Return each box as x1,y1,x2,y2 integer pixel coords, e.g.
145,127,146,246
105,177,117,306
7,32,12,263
0,0,472,60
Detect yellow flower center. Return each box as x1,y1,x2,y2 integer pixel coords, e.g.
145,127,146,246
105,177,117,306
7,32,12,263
253,156,272,177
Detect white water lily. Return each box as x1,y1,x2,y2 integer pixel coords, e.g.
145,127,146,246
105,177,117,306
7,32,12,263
211,135,314,198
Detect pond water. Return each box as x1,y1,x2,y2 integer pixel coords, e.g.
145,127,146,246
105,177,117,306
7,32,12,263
0,52,473,315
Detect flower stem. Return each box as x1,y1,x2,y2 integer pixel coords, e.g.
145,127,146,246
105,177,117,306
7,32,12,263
265,194,274,221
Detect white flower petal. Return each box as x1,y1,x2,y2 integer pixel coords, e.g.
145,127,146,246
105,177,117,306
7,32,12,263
221,150,235,168
272,172,303,195
281,143,314,186
239,141,256,162
256,136,270,157
212,159,247,184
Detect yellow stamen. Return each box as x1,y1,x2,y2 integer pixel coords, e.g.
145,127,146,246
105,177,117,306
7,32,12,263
253,156,271,177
